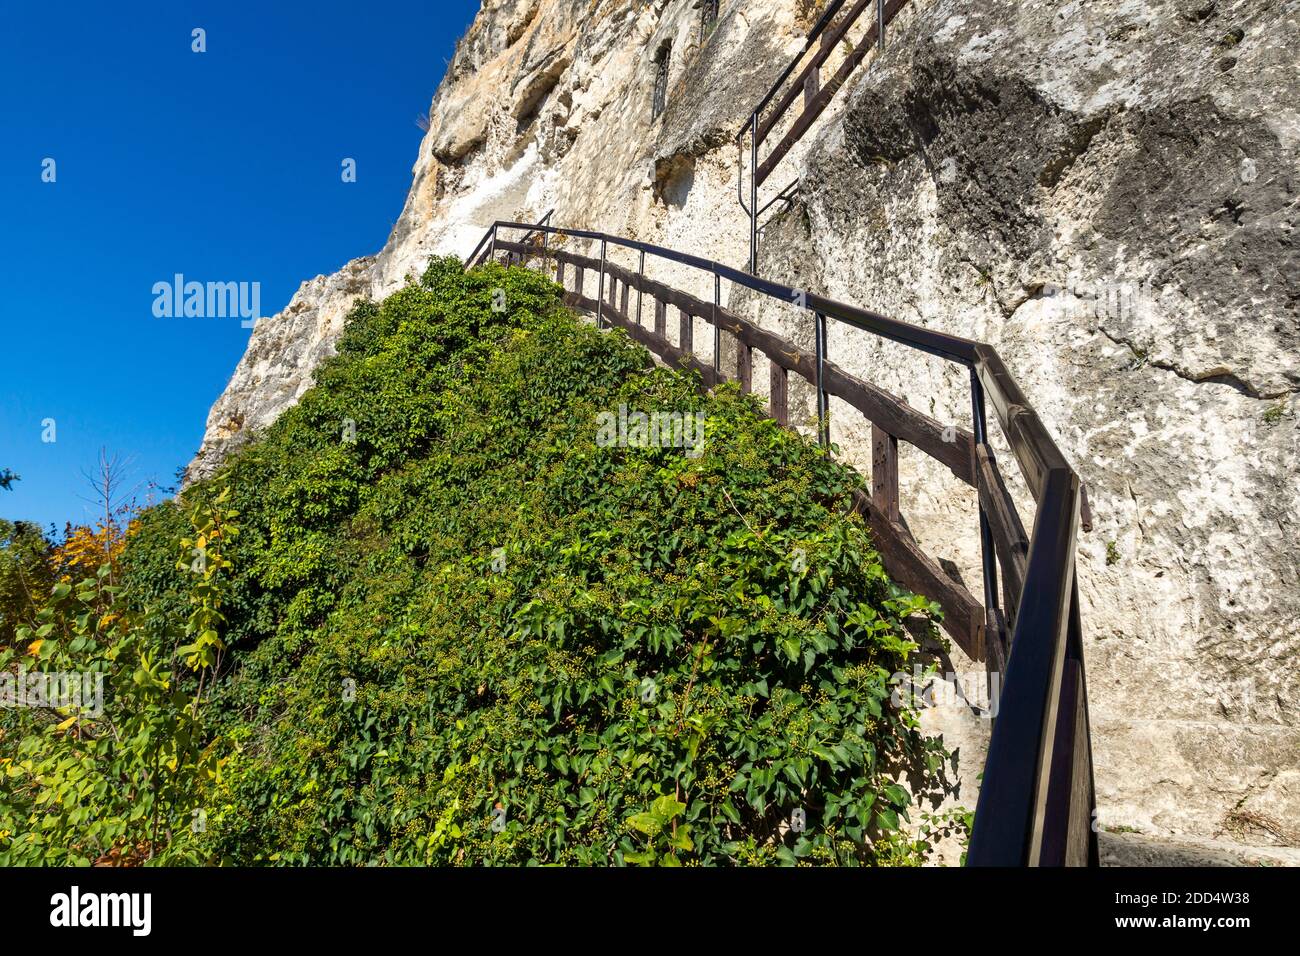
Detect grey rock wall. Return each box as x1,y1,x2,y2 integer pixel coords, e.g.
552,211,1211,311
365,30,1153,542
782,0,1299,849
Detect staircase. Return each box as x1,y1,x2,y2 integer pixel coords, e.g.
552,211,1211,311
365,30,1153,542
466,215,1098,867
738,0,912,272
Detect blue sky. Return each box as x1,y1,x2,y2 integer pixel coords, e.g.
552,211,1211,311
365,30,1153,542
0,0,481,532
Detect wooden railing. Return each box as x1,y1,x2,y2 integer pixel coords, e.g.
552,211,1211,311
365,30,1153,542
466,219,1098,866
738,0,910,272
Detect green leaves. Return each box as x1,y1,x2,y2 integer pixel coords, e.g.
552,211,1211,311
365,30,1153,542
0,484,238,866
18,259,954,868
625,795,690,865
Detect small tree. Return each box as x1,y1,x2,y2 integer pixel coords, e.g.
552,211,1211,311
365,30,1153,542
0,488,237,865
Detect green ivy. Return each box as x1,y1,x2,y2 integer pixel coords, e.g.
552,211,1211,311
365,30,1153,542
5,256,953,865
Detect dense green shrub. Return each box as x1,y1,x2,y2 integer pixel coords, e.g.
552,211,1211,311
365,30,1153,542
0,519,54,646
4,257,955,865
0,493,236,865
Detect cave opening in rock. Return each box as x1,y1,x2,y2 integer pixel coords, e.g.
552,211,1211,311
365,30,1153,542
652,41,671,121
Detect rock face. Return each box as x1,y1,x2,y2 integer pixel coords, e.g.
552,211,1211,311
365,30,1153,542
787,0,1299,851
187,0,808,479
189,0,1298,857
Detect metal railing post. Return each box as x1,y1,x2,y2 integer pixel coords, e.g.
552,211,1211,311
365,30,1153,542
749,112,759,274
713,270,722,377
636,250,645,326
596,238,607,329
970,368,1001,664
814,312,829,450
878,0,886,52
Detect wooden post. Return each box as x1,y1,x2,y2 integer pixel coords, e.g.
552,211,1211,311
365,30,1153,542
770,363,789,425
806,31,832,108
654,298,667,338
871,424,899,522
556,260,565,285
738,344,753,394
620,279,630,318
679,308,693,354
575,267,584,297
804,70,819,110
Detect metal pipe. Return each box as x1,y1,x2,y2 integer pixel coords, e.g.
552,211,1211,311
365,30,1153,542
713,270,722,377
596,238,607,329
970,368,1001,658
736,142,751,216
756,178,800,220
878,0,886,52
737,0,850,136
749,113,759,274
815,312,829,450
967,469,1079,865
636,250,645,326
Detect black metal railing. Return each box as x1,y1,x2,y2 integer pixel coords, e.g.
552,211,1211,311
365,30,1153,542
465,209,554,270
467,219,1098,866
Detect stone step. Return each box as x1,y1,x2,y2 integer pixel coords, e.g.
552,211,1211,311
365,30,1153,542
1100,831,1300,867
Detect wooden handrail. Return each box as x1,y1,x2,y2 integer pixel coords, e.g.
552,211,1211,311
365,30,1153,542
755,0,872,146
738,0,911,273
532,243,978,481
755,0,908,187
740,0,852,135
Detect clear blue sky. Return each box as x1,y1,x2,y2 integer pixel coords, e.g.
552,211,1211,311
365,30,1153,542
0,0,481,533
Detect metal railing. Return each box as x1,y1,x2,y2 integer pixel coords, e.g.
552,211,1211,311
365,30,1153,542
467,219,1099,865
738,0,909,273
465,209,554,269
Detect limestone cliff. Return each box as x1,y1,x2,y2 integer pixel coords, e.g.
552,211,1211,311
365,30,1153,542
188,0,1298,860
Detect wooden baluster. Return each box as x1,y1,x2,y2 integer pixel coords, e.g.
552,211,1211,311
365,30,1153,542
556,260,566,285
770,363,788,425
654,299,667,338
737,344,753,394
871,424,900,522
620,279,630,318
805,30,832,108
679,308,693,353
